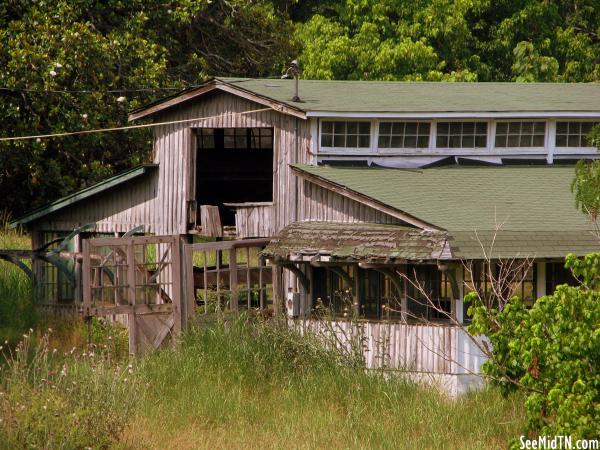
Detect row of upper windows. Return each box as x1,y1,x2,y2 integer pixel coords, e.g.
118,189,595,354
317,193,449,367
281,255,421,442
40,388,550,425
319,120,598,150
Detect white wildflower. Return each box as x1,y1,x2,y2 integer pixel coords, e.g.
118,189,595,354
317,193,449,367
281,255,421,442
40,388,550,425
116,96,126,103
82,113,88,119
49,70,57,77
55,62,62,68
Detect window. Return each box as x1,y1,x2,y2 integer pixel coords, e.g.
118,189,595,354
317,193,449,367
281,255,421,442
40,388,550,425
197,128,273,150
321,121,370,148
546,262,579,294
406,265,453,321
436,122,487,148
495,121,545,147
464,261,535,307
378,122,430,148
556,122,598,147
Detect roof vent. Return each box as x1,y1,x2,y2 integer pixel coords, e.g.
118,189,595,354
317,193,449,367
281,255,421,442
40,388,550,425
281,59,300,102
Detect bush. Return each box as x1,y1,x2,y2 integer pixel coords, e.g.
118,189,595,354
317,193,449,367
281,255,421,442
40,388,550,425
468,253,600,440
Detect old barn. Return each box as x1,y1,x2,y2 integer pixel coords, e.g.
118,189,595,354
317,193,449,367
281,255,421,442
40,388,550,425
9,78,600,394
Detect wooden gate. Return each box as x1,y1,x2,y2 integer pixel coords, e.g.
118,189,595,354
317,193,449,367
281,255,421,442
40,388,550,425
82,235,182,354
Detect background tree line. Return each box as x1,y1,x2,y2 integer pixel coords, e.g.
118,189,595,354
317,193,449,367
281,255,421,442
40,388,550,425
1,0,599,217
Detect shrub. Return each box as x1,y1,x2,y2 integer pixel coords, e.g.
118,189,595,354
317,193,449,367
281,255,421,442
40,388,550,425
468,253,600,440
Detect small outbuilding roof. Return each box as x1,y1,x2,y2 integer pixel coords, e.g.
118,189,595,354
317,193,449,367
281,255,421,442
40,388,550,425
129,77,600,120
261,222,449,263
10,164,157,227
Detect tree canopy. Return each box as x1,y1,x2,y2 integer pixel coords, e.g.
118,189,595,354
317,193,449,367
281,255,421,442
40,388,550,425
1,0,600,218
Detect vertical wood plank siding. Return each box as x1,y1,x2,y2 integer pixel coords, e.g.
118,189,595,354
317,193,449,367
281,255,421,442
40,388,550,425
153,93,312,236
36,174,160,234
294,320,487,375
300,181,402,224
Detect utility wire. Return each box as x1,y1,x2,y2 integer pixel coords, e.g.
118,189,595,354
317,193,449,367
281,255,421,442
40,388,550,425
0,107,271,142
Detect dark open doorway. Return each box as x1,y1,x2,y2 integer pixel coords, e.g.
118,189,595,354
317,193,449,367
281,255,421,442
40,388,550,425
195,127,274,226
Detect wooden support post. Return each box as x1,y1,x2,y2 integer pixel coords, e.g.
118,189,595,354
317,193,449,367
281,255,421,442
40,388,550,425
259,256,265,309
203,251,208,314
246,247,251,308
172,236,183,334
272,264,283,316
184,245,196,322
126,241,137,355
229,247,238,312
82,239,91,317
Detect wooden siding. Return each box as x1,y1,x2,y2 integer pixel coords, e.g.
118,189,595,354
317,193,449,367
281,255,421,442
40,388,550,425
35,173,160,234
301,180,403,224
235,204,276,238
295,320,487,375
152,91,312,236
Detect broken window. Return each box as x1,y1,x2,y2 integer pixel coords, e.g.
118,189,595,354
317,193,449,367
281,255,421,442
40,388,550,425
195,127,274,226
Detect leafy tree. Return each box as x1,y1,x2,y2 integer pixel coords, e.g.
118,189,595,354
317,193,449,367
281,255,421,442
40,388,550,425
467,254,600,439
0,0,295,218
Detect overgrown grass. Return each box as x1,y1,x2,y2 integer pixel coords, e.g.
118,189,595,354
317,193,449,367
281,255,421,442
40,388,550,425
0,226,36,344
125,317,525,449
0,315,525,449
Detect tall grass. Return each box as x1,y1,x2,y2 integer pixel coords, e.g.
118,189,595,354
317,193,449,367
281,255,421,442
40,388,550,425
0,225,36,343
126,316,525,449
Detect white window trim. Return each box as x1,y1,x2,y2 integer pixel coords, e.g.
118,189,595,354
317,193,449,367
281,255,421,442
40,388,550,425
432,119,490,152
492,119,547,152
554,119,599,152
376,120,433,154
319,119,374,154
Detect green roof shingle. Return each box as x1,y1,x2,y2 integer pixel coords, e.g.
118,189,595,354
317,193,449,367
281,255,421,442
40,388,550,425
292,164,599,259
219,78,600,114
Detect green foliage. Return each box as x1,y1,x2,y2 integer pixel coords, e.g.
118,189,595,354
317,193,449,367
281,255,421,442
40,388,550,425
296,0,600,82
571,159,600,220
0,0,295,217
468,255,600,440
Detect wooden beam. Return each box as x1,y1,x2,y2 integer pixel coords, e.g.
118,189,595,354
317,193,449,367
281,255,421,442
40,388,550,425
291,166,442,231
128,80,307,121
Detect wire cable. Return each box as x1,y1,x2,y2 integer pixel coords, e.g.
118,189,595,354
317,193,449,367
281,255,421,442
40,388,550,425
0,107,271,142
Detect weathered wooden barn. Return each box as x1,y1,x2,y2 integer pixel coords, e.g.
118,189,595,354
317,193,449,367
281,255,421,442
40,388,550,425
10,78,600,394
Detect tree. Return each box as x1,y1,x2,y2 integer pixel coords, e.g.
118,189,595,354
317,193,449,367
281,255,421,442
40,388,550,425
468,254,600,439
0,0,295,218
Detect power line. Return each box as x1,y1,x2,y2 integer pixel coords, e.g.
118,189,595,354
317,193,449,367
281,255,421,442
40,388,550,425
0,107,271,142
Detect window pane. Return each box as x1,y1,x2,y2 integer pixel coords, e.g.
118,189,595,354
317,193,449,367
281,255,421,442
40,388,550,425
390,135,403,148
449,122,462,134
379,122,391,135
404,136,417,148
508,122,521,134
417,136,429,148
568,135,580,147
495,135,507,147
507,135,520,147
521,122,533,134
556,122,568,134
346,122,358,134
392,122,405,134
419,123,431,134
475,135,487,147
462,135,475,147
437,122,449,134
359,135,370,148
333,135,345,147
449,135,461,147
534,122,545,133
581,122,594,134
405,123,418,134
476,122,487,134
378,135,390,147
359,122,371,134
436,135,448,147
333,122,346,134
321,134,332,147
322,122,333,133
532,134,545,146
346,135,357,147
555,134,567,146
496,122,508,134
462,122,474,134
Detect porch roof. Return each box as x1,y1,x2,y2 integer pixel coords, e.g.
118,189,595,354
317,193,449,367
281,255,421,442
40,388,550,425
261,221,449,263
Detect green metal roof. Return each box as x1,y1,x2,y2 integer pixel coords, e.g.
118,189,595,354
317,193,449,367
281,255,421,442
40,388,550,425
10,164,157,227
262,221,448,262
292,164,599,259
218,78,600,114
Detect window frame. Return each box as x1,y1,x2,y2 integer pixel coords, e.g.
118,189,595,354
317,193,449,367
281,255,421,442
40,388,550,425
493,120,547,151
376,120,433,153
319,119,374,154
554,120,599,150
434,120,489,150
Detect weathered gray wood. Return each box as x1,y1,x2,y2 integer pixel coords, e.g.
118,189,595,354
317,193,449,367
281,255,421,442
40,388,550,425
199,205,222,237
229,248,238,312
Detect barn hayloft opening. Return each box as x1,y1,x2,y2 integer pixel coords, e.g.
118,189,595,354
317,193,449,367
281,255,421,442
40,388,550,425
195,127,274,226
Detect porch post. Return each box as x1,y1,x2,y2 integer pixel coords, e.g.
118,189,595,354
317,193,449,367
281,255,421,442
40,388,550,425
536,260,546,298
